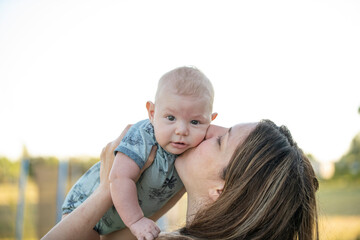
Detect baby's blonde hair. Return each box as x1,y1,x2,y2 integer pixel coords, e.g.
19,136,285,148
155,66,214,110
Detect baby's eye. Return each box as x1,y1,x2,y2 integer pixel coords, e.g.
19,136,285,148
190,120,200,125
167,115,175,121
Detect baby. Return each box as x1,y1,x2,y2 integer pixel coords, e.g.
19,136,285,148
62,66,217,239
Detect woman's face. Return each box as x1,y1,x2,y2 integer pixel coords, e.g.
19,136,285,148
175,122,257,196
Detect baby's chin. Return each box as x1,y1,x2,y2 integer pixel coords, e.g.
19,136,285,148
168,149,188,156
166,145,194,156
177,146,196,157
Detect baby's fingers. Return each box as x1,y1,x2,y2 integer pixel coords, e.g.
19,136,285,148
143,225,160,240
151,225,160,238
144,233,154,240
144,231,158,240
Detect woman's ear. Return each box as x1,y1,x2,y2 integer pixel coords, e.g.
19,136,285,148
146,101,155,123
211,112,218,121
208,182,224,202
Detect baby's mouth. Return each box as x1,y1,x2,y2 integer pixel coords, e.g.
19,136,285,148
171,142,187,149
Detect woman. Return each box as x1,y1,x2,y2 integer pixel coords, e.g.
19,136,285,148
42,120,319,240
162,120,319,239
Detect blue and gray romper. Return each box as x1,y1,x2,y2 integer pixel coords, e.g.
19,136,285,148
62,119,184,235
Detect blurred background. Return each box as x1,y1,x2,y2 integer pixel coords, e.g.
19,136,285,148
0,0,359,239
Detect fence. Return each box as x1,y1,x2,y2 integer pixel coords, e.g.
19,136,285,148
10,157,175,240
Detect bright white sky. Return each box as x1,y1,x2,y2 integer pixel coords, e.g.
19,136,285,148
0,0,359,163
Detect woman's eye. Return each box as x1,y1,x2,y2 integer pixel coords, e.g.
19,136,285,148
167,115,175,121
191,120,200,125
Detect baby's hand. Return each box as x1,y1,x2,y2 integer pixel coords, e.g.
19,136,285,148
130,217,160,240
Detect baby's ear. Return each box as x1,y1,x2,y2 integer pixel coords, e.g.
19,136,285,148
211,112,218,121
146,101,155,123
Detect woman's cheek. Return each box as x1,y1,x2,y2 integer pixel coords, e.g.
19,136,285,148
196,145,210,163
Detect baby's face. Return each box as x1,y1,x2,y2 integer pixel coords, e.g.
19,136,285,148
149,91,213,155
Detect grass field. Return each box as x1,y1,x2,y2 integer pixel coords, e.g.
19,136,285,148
1,179,360,239
318,180,360,216
317,180,360,240
0,181,38,240
319,216,360,240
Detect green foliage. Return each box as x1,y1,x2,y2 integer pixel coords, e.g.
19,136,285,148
28,156,59,178
306,153,321,178
68,156,99,173
334,132,360,179
0,155,99,184
0,157,20,183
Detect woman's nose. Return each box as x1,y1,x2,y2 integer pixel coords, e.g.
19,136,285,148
205,125,229,139
175,122,189,136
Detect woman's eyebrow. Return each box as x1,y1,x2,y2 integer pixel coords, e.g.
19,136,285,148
228,127,232,136
224,127,232,145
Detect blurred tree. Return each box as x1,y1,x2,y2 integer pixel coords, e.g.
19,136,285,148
307,153,321,178
335,132,360,178
28,156,58,178
0,157,20,183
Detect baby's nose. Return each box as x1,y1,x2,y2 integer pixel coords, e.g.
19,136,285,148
175,123,188,136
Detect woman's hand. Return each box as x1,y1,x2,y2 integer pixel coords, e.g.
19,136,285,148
99,124,132,189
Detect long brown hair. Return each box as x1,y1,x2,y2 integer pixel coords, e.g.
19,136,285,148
165,120,319,240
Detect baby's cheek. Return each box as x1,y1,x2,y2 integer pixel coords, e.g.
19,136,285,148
155,131,168,147
192,131,207,146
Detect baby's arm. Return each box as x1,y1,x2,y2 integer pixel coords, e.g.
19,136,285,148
109,153,160,240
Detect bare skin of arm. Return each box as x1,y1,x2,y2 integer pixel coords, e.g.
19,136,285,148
109,152,161,239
